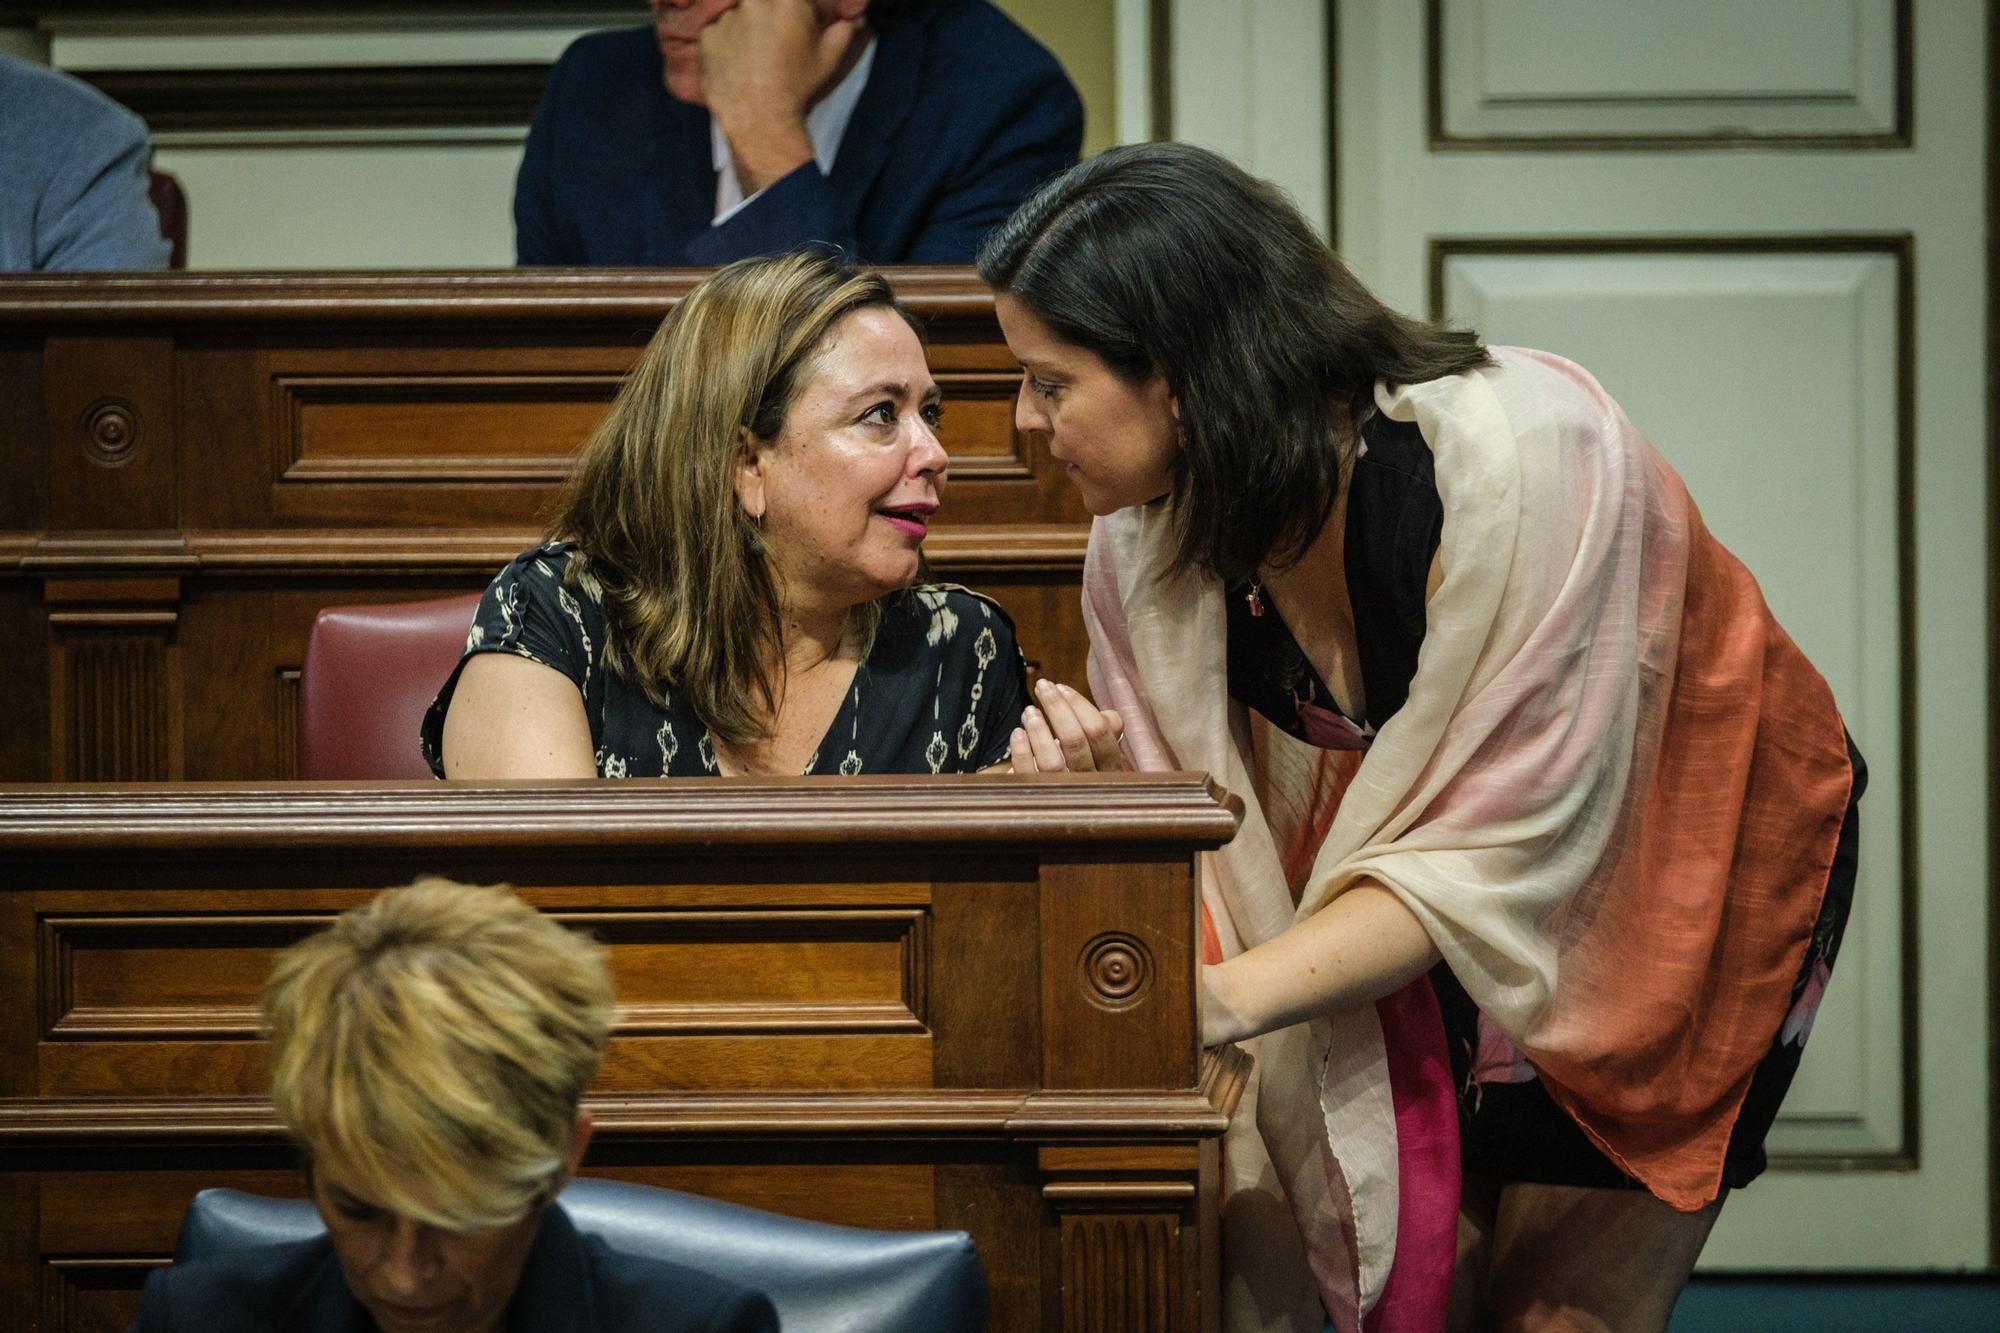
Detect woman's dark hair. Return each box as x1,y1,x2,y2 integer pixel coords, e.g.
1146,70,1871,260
977,141,1489,582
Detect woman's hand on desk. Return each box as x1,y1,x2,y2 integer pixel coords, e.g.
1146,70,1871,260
1199,964,1253,1049
1197,885,1443,1047
1007,680,1128,773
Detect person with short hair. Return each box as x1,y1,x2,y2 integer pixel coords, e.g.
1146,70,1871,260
984,141,1863,1332
426,250,1040,779
513,0,1082,265
134,878,778,1332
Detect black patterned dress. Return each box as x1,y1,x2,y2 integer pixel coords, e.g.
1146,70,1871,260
422,544,1029,777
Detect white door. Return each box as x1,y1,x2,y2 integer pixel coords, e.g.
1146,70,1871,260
1174,0,1992,1271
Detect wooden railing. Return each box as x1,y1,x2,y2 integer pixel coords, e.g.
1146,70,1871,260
0,774,1246,1332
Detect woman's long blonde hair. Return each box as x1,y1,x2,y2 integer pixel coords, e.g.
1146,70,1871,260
549,251,918,743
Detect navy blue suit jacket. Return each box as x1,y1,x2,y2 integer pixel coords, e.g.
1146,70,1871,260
132,1204,778,1332
513,0,1081,266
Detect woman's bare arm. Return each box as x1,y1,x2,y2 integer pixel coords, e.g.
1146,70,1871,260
1201,882,1441,1047
439,653,596,779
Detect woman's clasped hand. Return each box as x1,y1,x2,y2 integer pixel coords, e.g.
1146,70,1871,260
1005,677,1126,773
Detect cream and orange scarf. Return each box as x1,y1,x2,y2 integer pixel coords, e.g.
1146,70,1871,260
1085,348,1853,1330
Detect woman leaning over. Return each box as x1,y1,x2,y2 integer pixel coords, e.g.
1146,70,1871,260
425,251,1029,779
983,143,1862,1333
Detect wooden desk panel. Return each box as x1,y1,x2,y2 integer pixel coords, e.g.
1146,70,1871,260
1,271,1092,783
0,777,1245,1332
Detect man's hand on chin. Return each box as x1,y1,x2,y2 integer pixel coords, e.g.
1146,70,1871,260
700,0,870,193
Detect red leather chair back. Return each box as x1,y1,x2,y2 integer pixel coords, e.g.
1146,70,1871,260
147,168,187,270
298,593,482,780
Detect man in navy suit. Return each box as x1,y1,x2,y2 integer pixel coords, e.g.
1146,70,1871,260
514,0,1082,265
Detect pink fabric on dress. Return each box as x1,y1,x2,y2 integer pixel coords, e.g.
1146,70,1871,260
1361,978,1459,1333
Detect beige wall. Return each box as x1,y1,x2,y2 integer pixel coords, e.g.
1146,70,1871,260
994,0,1117,158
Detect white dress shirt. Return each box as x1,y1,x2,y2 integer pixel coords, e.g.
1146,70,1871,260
710,36,877,227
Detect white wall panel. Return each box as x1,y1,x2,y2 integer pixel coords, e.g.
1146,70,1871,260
1114,0,1155,142
1435,0,1904,143
1171,0,1327,235
1344,0,1984,1264
153,136,525,269
1443,246,1908,1160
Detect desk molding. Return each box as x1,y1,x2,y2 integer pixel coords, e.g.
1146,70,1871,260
0,1051,1250,1144
0,774,1242,854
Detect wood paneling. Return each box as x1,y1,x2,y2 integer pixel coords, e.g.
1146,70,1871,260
275,371,624,485
1058,1213,1185,1331
0,271,1093,783
45,579,183,783
78,63,555,134
0,778,1245,1332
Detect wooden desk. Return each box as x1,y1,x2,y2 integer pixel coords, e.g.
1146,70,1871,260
0,775,1245,1332
0,270,1090,783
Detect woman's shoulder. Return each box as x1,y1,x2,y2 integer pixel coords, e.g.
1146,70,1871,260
1450,345,1612,421
1380,345,1619,461
1355,412,1436,486
490,542,607,603
893,583,1020,643
496,540,579,581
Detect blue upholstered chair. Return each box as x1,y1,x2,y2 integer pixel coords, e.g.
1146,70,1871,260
175,1177,986,1332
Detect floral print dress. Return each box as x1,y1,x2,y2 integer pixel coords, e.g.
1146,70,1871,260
422,544,1029,777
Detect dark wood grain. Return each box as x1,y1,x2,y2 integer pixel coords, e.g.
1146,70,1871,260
0,779,1247,1331
78,64,554,133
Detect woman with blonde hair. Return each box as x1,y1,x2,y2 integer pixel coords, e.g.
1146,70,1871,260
426,249,1049,779
135,877,776,1331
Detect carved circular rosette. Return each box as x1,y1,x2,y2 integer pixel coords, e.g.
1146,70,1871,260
1078,931,1154,1010
80,398,141,467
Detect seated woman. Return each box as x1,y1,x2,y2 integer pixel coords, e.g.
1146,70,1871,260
425,250,1029,779
135,878,777,1332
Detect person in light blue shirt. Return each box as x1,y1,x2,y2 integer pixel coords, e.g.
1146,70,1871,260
0,53,170,271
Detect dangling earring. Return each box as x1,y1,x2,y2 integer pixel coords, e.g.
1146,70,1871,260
745,509,764,554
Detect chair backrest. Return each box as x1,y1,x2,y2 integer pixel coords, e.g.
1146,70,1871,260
176,1180,987,1333
297,593,482,780
147,167,186,270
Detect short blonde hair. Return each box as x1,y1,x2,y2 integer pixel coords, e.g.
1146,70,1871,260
261,878,613,1230
548,250,920,743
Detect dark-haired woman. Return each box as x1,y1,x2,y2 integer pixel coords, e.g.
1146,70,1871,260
425,250,1032,780
984,142,1861,1333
